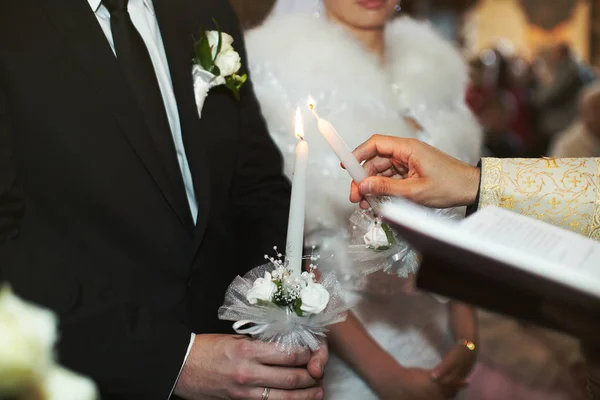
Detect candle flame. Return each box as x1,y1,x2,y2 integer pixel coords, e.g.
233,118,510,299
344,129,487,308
295,107,304,140
307,97,319,119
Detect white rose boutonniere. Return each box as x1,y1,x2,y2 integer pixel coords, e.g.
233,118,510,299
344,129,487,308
246,272,277,305
192,19,247,117
299,283,330,315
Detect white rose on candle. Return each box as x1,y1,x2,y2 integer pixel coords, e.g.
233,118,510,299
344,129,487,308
246,272,277,304
364,220,391,250
0,287,57,392
300,283,330,315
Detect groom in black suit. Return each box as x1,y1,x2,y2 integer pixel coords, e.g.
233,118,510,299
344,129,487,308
0,0,326,399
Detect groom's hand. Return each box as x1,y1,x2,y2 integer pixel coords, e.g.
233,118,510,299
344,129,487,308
174,334,325,400
349,135,481,209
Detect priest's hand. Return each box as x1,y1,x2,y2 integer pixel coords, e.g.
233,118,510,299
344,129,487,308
174,334,325,400
349,135,480,209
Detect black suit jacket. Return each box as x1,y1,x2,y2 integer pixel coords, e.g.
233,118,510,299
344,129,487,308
0,0,291,398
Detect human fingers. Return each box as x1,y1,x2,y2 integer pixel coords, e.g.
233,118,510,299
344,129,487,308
362,156,395,176
307,343,328,380
432,348,473,386
431,350,461,384
352,135,418,165
358,175,426,200
253,342,312,366
239,387,324,400
243,365,316,390
349,181,363,204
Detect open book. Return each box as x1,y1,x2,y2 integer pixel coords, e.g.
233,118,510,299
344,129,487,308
382,201,600,343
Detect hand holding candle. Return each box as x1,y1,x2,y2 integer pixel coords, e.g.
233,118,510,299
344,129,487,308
285,108,308,276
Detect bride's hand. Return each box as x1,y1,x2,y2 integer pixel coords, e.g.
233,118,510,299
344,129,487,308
391,368,446,400
430,342,477,397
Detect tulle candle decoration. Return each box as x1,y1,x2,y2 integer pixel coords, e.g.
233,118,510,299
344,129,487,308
285,108,308,276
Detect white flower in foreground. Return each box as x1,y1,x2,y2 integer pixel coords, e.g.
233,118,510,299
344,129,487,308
0,286,57,394
246,272,277,304
300,283,330,315
363,220,390,249
40,366,98,400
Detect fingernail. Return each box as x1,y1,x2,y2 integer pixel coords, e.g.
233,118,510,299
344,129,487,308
316,389,324,400
431,370,440,379
315,361,322,374
360,181,371,194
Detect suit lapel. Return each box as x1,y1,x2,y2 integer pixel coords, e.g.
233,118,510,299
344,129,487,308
37,0,195,232
153,0,211,243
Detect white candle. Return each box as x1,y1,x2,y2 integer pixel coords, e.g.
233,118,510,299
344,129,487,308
308,98,387,213
285,108,308,276
307,99,368,184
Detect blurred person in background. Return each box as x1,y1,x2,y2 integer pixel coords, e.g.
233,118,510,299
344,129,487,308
550,82,600,158
466,58,495,116
478,92,523,158
532,43,585,154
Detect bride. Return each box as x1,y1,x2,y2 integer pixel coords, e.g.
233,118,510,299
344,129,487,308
246,0,481,398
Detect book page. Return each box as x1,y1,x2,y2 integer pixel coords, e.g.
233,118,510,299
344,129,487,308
460,207,600,278
383,201,600,298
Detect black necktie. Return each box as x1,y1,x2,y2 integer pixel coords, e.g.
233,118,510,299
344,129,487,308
102,0,185,194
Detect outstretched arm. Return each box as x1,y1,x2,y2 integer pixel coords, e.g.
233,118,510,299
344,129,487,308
431,302,478,390
328,312,446,400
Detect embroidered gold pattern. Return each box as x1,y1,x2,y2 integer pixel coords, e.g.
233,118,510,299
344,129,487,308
479,158,600,239
591,158,600,240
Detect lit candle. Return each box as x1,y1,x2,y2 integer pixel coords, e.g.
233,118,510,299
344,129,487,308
285,108,308,276
307,98,368,184
308,98,386,213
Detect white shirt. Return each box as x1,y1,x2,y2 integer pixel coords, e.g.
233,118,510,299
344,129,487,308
88,0,195,397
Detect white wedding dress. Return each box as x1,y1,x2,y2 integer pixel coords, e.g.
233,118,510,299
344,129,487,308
246,10,481,400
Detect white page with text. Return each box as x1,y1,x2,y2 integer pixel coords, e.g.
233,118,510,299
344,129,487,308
382,201,600,300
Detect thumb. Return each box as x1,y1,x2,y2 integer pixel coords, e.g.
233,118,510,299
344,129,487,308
431,355,455,381
359,176,414,198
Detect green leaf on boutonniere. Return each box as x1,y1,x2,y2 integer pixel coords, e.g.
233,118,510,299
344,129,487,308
224,74,247,101
294,298,303,317
193,30,213,72
212,18,223,64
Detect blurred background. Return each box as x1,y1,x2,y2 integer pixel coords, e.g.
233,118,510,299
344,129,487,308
229,0,600,159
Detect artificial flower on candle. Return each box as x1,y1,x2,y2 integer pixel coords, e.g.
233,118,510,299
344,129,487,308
363,218,396,251
218,107,348,353
219,246,347,353
242,249,328,317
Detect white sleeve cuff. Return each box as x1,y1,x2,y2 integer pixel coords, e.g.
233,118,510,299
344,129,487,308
169,333,195,399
